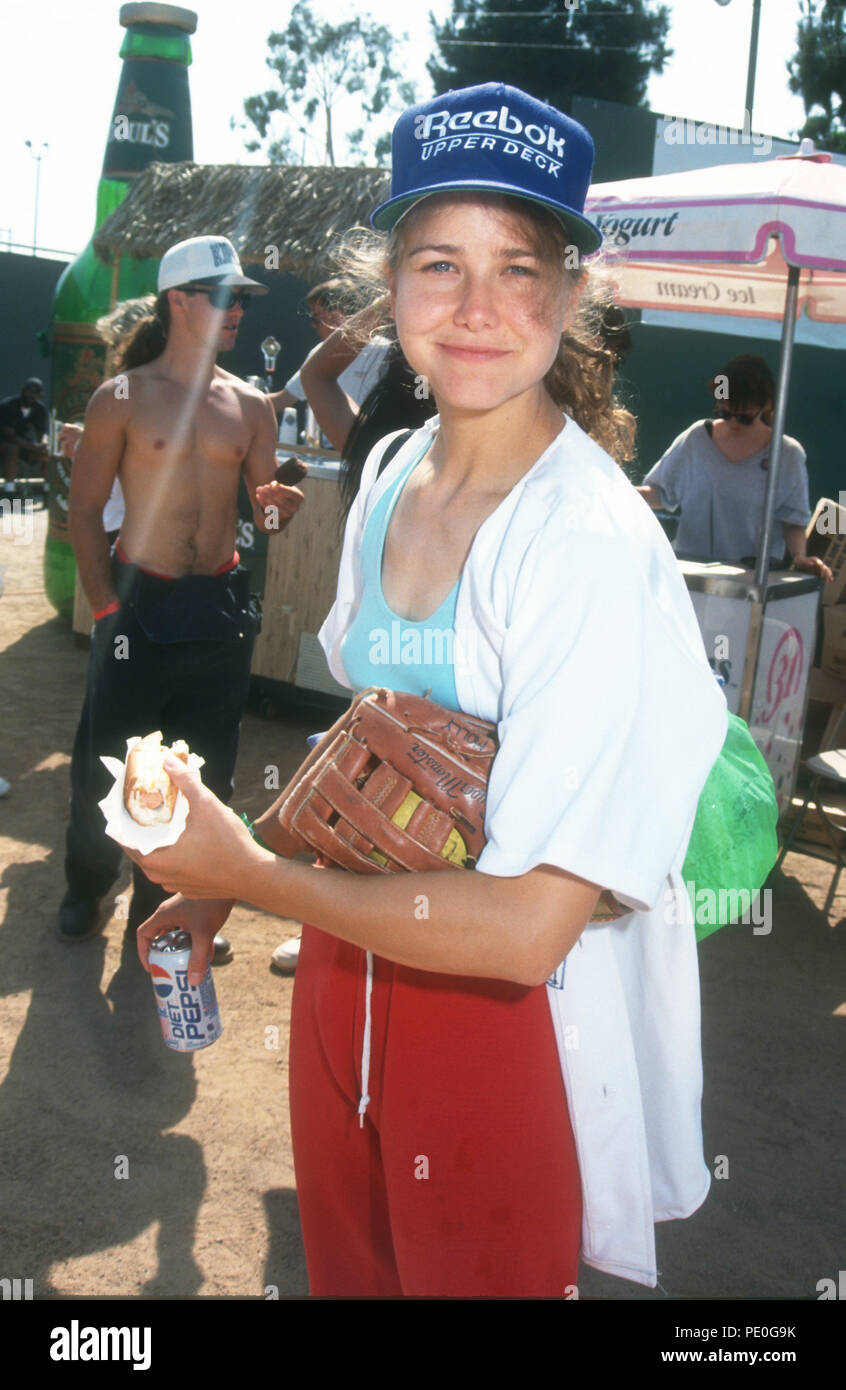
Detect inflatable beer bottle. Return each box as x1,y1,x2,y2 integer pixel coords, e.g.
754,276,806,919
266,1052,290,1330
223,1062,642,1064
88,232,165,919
45,3,196,619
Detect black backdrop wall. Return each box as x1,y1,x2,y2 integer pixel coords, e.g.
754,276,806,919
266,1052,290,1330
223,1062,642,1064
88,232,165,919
0,252,315,410
0,253,65,398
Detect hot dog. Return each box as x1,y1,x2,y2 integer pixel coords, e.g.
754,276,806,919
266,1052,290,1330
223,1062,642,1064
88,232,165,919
123,731,190,826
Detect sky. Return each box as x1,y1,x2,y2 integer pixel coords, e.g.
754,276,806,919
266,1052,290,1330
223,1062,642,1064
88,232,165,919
4,0,813,259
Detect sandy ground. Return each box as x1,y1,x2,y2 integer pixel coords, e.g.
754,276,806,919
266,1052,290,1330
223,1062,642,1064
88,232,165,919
1,507,311,1299
1,506,844,1309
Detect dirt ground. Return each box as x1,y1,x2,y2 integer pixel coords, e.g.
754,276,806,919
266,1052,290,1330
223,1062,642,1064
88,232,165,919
1,506,844,1306
1,507,313,1300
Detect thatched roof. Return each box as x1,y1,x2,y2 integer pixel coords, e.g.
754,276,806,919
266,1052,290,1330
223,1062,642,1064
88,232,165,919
93,162,391,276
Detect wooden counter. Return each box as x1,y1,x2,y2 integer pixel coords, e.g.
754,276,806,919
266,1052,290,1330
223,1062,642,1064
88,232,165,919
251,466,344,689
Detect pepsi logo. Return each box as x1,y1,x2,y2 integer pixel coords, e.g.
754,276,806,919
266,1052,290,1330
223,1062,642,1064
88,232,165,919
151,962,174,999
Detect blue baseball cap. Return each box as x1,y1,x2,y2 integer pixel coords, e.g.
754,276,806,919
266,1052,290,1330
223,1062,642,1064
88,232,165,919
371,82,602,255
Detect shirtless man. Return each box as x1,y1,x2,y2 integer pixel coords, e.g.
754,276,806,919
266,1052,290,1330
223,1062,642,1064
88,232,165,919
58,235,304,943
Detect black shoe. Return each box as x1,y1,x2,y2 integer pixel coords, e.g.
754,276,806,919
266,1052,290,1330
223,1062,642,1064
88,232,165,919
213,933,232,963
56,892,102,943
127,874,169,933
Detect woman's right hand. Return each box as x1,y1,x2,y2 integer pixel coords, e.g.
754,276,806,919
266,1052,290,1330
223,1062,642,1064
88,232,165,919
136,894,234,985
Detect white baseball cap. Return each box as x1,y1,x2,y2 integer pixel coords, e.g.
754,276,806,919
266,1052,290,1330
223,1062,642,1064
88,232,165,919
157,235,268,294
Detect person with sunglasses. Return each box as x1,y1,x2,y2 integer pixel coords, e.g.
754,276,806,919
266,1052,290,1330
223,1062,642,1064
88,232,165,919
57,236,305,945
639,353,831,578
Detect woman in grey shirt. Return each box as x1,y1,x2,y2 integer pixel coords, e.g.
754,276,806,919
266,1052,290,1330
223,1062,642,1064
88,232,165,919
639,354,830,578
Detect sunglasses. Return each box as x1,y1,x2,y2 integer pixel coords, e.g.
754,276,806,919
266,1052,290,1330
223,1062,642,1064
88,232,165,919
715,407,762,426
181,284,252,311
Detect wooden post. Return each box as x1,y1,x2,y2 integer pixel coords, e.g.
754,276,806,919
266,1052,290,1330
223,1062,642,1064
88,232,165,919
109,250,122,311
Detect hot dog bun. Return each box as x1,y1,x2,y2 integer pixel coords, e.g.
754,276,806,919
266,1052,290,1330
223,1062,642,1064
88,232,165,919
123,731,190,826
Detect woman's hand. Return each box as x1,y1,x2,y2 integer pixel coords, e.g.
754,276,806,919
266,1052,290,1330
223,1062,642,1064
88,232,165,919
123,757,269,902
135,893,234,985
792,552,834,582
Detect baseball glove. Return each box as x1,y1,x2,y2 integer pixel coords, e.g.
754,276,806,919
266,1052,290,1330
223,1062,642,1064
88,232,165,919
278,687,495,873
277,686,624,919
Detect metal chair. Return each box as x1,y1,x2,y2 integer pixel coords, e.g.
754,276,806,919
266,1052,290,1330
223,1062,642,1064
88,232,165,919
777,704,846,913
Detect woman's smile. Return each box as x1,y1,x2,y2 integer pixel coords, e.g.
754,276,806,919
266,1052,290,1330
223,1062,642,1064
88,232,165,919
434,342,512,361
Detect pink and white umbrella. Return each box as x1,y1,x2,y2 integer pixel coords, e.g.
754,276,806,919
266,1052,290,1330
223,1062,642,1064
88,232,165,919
586,146,846,587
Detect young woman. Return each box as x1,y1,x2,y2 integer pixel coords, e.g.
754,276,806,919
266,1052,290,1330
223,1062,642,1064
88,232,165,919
130,83,728,1297
639,353,831,576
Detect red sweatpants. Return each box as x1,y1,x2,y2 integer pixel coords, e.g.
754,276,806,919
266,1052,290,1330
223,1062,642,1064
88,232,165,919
289,921,582,1297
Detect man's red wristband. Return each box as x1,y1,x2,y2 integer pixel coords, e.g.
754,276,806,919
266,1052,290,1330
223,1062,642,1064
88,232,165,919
93,600,121,621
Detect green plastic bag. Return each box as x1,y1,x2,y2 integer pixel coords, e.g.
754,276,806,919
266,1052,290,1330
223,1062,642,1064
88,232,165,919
681,712,779,942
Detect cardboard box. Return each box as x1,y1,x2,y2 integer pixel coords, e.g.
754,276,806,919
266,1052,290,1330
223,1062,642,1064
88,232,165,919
806,497,846,605
821,604,846,681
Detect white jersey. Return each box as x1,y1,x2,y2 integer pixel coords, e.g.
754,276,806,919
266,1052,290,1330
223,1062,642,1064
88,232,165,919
102,477,125,534
285,339,391,407
319,413,728,1286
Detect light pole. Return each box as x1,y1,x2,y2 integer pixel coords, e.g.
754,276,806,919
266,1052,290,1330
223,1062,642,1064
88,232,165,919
713,0,762,127
25,140,48,255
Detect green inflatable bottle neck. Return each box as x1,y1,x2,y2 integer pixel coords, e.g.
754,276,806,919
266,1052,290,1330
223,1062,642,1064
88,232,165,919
119,25,193,64
101,17,194,183
95,178,130,233
52,8,196,325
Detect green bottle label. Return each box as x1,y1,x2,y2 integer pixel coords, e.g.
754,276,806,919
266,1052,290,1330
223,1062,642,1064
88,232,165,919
103,52,193,178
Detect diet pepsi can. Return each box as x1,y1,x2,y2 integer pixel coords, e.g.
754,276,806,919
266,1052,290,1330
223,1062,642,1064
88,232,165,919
148,930,222,1051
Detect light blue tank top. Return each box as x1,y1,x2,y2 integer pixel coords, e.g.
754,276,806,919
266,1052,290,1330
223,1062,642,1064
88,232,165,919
341,442,459,709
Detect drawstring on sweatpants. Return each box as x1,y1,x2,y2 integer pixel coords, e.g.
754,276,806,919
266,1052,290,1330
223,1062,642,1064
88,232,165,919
358,950,374,1127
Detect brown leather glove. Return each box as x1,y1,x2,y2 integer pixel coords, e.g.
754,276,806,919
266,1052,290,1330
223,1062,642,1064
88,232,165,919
277,685,625,918
279,687,496,874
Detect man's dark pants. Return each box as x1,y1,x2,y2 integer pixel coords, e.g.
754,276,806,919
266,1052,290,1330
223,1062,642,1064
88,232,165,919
65,559,258,928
